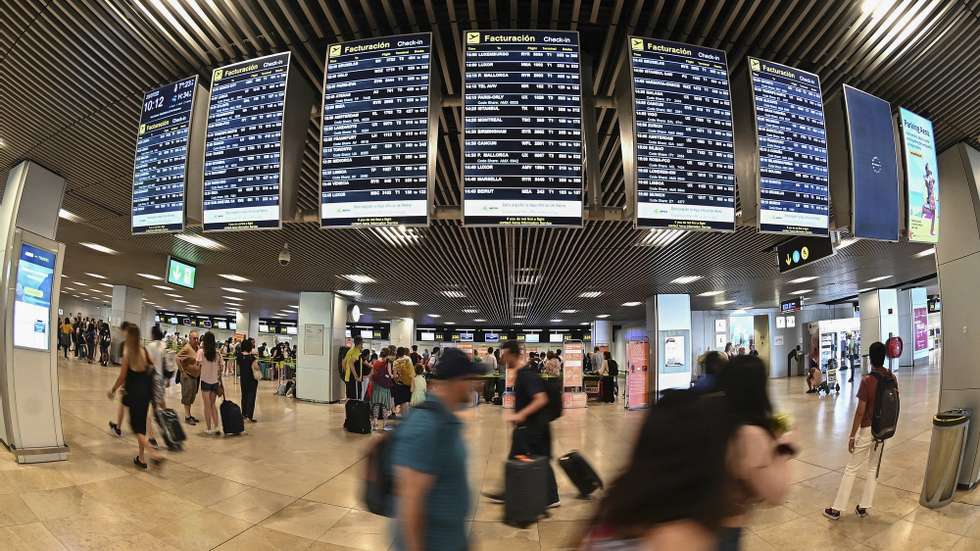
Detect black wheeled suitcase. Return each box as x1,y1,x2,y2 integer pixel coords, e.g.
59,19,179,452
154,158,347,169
220,399,245,435
558,450,603,498
504,456,549,527
344,399,372,434
154,408,186,450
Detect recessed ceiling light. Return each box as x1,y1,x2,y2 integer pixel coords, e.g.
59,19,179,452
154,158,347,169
221,287,246,294
866,275,894,283
398,300,419,306
337,290,362,298
165,293,182,298
622,301,642,307
74,282,88,287
98,283,113,288
913,248,936,258
462,308,479,314
516,275,541,285
715,300,736,306
514,297,530,303
369,307,387,312
788,276,819,284
737,306,753,311
550,319,563,323
153,284,174,291
173,299,188,304
63,287,75,291
698,290,725,297
218,273,251,282
560,309,578,314
343,274,376,284
186,305,200,309
474,318,487,323
84,272,107,279
222,295,243,301
579,322,590,326
670,275,703,285
175,233,226,250
427,314,441,318
596,314,609,319
137,273,163,281
514,321,524,326
513,315,526,319
289,305,299,308
789,289,812,295
441,290,466,298
79,242,119,255
444,321,456,325
579,291,603,298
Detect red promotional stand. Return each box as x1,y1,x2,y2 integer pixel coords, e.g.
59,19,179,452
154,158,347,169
562,340,587,409
626,338,650,410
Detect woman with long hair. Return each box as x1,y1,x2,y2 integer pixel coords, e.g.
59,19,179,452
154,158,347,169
237,338,259,422
107,326,164,469
196,331,224,435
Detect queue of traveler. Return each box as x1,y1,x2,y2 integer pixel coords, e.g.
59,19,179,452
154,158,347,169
58,314,111,365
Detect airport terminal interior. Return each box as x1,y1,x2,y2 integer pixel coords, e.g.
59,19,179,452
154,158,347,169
1,0,980,549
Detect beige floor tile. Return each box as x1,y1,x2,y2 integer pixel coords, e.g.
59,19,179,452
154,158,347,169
0,493,39,527
304,474,363,509
741,532,778,551
538,519,586,550
952,538,980,551
77,474,161,506
170,474,249,507
260,499,349,540
907,503,980,536
755,516,856,551
210,487,296,524
0,468,75,493
747,504,801,530
317,509,394,550
469,520,540,551
0,521,68,550
214,525,317,550
147,509,252,551
21,486,98,521
864,519,961,550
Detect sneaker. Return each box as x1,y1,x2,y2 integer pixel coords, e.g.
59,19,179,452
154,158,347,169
185,417,197,426
823,508,841,521
482,491,505,504
855,505,869,518
548,500,561,509
189,416,200,423
109,422,121,437
133,457,147,470
148,438,159,449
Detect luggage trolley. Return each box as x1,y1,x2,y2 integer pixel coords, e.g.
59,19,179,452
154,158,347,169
825,358,841,395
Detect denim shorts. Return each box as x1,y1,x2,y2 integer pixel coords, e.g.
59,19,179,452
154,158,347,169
200,381,220,393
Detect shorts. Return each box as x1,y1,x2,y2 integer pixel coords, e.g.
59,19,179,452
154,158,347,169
201,381,221,393
181,375,200,405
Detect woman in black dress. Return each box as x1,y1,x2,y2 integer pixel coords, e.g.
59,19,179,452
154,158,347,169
108,325,165,469
237,338,259,422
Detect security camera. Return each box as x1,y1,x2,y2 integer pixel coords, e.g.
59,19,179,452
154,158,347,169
278,243,291,267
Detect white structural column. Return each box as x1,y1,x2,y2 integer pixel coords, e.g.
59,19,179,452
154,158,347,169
897,287,929,367
111,285,144,327
645,294,692,398
858,289,899,372
591,319,612,348
235,311,261,338
295,292,346,403
389,317,415,347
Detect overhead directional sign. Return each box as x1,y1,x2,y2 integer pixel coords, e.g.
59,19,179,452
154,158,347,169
780,297,803,313
462,30,584,226
320,33,437,227
776,234,834,273
626,37,736,231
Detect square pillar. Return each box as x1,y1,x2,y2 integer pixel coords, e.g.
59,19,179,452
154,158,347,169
295,292,346,403
646,294,692,399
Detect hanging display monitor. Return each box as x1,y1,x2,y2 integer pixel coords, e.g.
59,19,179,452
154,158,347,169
899,108,940,243
166,256,197,289
320,33,438,227
842,85,900,241
14,243,56,351
202,52,291,231
626,37,736,231
462,30,584,226
132,76,201,235
747,58,829,236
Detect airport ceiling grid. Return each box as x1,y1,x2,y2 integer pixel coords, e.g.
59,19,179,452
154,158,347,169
0,0,971,323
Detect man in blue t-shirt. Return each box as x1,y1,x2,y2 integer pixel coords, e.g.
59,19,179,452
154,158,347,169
392,348,484,551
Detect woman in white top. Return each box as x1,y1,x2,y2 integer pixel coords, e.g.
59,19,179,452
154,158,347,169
196,332,225,435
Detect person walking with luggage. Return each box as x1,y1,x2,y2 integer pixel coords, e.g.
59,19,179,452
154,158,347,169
393,348,484,551
107,325,165,470
197,332,224,435
824,342,898,520
237,338,259,423
342,336,363,400
484,339,560,509
176,330,201,426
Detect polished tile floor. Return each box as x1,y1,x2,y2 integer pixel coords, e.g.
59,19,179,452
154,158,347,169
0,354,975,550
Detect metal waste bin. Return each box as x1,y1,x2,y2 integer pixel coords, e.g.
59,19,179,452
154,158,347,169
921,409,971,508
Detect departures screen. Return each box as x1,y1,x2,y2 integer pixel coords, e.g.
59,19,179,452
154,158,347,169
321,33,433,227
627,37,735,231
748,58,829,236
463,30,583,226
132,76,197,235
203,52,290,231
843,85,899,241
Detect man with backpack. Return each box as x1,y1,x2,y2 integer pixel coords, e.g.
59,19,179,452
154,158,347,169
390,348,483,551
824,341,899,520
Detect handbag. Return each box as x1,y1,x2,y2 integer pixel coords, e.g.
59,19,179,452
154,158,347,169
251,359,262,382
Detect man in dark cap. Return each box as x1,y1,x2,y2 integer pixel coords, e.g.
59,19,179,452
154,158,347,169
392,348,484,551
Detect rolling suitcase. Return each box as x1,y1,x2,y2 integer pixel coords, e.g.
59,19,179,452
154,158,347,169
154,408,186,450
220,399,245,435
504,456,549,527
558,450,603,498
344,399,372,434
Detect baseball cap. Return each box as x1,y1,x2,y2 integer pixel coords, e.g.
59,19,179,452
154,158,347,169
431,348,486,380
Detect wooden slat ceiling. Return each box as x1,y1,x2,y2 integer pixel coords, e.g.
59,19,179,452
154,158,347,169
1,0,971,323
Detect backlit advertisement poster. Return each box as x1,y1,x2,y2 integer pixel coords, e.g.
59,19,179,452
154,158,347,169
662,335,686,373
14,244,56,350
562,341,584,387
914,306,929,355
899,108,940,243
626,338,649,410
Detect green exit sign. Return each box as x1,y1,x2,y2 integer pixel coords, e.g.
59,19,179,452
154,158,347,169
167,256,196,289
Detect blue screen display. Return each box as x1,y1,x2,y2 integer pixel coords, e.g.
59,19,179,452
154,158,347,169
14,243,56,350
844,85,899,241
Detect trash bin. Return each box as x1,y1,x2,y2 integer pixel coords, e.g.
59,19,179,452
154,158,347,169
921,409,971,508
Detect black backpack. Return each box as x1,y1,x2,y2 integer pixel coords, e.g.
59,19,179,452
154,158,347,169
542,377,564,421
363,402,438,516
870,371,899,441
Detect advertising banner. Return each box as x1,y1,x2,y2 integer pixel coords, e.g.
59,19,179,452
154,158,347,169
626,338,649,410
900,108,939,243
914,307,929,354
14,244,56,350
562,340,584,388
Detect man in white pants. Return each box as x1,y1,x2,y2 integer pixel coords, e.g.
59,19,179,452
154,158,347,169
824,342,896,520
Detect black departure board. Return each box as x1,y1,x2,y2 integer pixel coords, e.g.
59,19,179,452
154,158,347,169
321,33,433,227
203,52,290,231
748,57,829,236
463,30,583,226
132,76,198,235
627,37,735,231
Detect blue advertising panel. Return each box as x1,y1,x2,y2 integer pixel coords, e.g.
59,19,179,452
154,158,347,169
320,33,433,227
203,52,290,231
843,85,899,241
14,244,56,350
463,30,584,226
899,108,940,243
132,76,198,234
627,37,736,231
748,58,829,236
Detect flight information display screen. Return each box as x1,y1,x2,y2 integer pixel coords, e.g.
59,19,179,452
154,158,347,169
321,33,433,227
132,76,198,235
748,58,829,236
203,52,290,231
844,85,899,241
627,37,735,231
899,107,940,244
463,30,583,226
